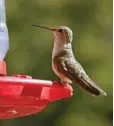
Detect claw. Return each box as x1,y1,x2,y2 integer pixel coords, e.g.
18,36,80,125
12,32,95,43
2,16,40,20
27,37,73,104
61,80,68,87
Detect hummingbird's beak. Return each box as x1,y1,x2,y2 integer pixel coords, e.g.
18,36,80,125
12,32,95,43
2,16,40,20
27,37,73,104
32,25,56,31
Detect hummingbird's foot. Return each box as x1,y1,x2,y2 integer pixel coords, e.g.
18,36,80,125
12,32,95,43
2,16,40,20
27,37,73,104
61,80,68,87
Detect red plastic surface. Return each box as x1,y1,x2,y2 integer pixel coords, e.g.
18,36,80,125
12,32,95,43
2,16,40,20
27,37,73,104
0,61,6,75
0,61,73,119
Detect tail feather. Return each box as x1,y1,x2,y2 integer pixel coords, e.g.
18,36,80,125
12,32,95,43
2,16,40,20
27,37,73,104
75,77,107,96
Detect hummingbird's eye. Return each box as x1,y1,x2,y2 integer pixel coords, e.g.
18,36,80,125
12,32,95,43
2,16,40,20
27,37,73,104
58,29,63,33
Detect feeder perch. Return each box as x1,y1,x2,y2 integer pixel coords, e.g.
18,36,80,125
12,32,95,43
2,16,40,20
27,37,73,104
0,61,73,119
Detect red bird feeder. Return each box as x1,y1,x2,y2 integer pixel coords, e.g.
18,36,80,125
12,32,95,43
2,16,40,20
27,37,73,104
0,60,73,119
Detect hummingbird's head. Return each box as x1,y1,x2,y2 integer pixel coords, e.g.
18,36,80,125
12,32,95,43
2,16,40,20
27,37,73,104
32,25,73,56
53,26,73,44
32,25,73,44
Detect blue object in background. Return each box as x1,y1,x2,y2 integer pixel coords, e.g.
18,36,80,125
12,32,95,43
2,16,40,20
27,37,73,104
0,0,9,60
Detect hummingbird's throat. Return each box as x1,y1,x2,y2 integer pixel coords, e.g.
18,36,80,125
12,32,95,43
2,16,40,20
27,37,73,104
52,42,72,58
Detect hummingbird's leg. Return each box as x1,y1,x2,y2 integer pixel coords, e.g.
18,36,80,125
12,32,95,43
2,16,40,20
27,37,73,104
57,80,68,86
59,77,72,86
60,79,71,87
61,80,68,86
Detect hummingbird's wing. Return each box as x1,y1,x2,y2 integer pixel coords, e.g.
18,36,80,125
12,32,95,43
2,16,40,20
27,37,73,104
54,52,106,96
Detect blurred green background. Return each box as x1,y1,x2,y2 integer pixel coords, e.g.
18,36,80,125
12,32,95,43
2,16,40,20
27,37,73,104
1,0,113,126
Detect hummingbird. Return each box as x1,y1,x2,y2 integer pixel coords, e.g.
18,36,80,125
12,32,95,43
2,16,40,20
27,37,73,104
32,25,107,96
